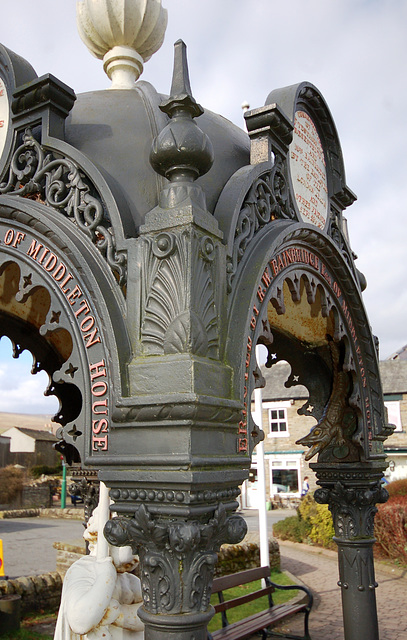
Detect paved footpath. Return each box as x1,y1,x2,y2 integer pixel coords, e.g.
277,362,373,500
278,541,407,640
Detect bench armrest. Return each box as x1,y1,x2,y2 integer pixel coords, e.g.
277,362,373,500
268,579,313,610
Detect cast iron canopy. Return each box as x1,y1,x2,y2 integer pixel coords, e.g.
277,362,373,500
64,83,250,233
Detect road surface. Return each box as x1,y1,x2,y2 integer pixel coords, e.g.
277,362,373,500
0,517,85,578
0,508,295,578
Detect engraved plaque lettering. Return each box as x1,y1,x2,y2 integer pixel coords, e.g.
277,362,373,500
289,110,328,229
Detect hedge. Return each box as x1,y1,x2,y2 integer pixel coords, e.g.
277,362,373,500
273,483,407,567
374,495,407,565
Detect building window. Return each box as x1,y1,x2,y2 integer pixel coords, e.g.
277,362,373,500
269,407,288,436
384,401,402,432
268,454,302,496
271,468,299,494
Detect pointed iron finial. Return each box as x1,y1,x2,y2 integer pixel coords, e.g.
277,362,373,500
150,40,214,209
159,40,203,118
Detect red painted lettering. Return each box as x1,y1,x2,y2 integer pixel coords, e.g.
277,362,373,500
26,239,43,260
92,418,109,434
75,300,91,318
13,231,25,248
67,285,82,304
92,381,108,397
80,316,95,332
261,267,272,288
60,273,74,293
92,399,108,414
93,435,108,451
4,229,14,245
43,253,58,272
257,286,265,302
84,327,101,349
52,263,66,281
89,360,107,381
270,259,278,275
38,247,50,264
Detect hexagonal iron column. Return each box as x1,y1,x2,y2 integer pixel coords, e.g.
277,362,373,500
100,39,250,640
314,469,389,640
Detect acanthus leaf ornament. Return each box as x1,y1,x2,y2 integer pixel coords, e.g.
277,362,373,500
314,481,389,539
104,503,247,615
140,230,219,358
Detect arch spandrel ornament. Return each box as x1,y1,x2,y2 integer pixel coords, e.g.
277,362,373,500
214,80,391,475
226,221,392,465
0,45,133,290
0,198,130,467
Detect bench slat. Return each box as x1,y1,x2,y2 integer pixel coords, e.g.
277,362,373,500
208,567,313,640
210,602,310,640
213,584,274,613
211,566,271,593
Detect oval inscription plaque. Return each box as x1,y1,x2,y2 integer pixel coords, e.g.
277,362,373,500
0,77,9,158
289,110,328,229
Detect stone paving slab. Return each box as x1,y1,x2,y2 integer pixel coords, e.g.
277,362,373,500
277,540,407,640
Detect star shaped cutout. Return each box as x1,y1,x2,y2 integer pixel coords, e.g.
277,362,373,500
23,273,32,288
67,424,82,442
50,310,61,324
65,363,78,378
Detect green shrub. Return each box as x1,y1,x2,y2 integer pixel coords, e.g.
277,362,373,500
0,465,24,504
309,504,335,547
274,493,335,548
298,492,319,522
273,515,311,542
386,479,407,498
30,464,62,478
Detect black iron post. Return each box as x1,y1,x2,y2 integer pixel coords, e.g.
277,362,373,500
314,469,388,640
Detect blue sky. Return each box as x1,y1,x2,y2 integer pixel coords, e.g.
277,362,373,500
0,0,406,412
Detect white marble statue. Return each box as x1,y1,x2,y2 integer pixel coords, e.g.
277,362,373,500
54,483,144,640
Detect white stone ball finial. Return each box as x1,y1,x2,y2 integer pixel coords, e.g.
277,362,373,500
76,0,168,89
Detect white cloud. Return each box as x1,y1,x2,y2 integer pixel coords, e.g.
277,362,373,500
0,339,59,414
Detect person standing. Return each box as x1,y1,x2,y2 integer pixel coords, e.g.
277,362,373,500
301,476,309,497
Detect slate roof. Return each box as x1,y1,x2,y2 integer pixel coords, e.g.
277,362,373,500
387,344,407,361
261,362,308,401
11,427,58,442
379,360,407,395
261,358,407,400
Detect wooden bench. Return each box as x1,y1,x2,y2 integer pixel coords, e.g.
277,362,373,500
207,566,313,640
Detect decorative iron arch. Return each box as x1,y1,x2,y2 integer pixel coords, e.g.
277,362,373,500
0,196,130,466
226,220,391,462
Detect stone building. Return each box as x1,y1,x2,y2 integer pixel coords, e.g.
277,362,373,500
1,426,59,468
379,352,407,483
243,353,407,508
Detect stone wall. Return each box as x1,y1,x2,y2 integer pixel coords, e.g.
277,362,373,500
1,483,53,511
0,507,84,519
216,537,280,576
54,537,280,579
54,541,87,577
0,573,62,616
